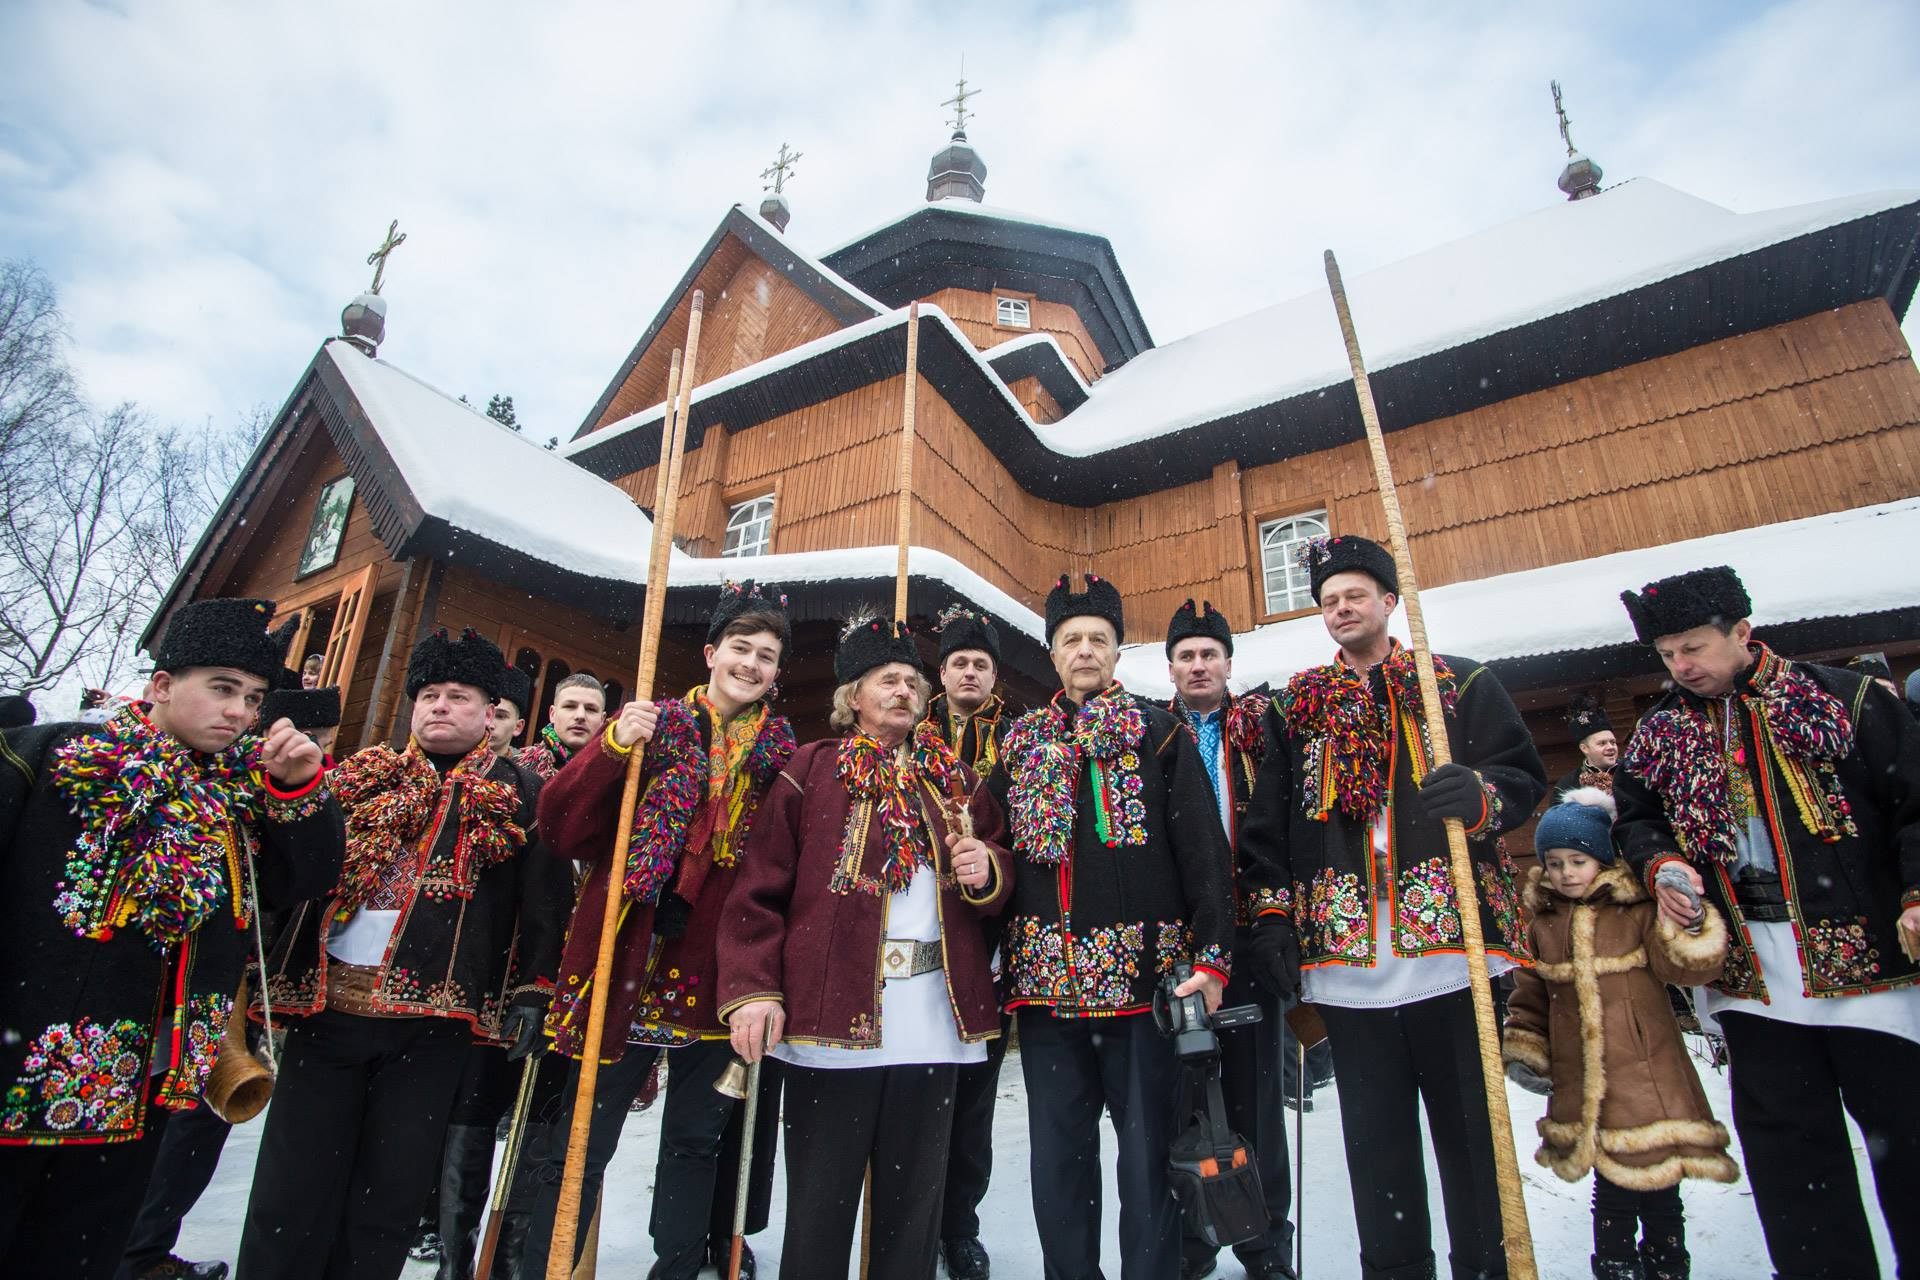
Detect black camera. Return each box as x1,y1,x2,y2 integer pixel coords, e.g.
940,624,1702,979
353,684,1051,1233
1152,962,1263,1058
1155,963,1269,1249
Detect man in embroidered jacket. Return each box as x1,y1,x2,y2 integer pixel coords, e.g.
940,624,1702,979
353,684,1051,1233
1165,597,1298,1280
923,604,1010,1280
513,583,797,1280
516,672,608,782
239,627,573,1280
1614,565,1920,1279
0,599,343,1280
1239,535,1546,1280
997,574,1233,1280
720,612,1011,1280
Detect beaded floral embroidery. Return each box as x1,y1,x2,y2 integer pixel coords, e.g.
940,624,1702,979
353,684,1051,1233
1802,916,1881,991
1477,857,1528,958
1622,644,1856,867
1282,644,1457,824
1,1017,148,1137
1003,916,1148,1009
50,705,266,949
1395,857,1463,950
1303,867,1371,962
1004,686,1148,864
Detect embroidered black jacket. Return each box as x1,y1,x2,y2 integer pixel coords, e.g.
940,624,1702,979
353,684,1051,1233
0,722,343,1145
262,750,573,1041
997,688,1235,1017
1240,652,1546,971
1617,650,1920,1000
1168,688,1274,926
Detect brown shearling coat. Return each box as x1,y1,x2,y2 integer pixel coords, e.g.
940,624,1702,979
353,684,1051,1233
1503,863,1740,1191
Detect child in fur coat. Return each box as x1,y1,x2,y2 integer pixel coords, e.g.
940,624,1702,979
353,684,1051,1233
1502,788,1739,1280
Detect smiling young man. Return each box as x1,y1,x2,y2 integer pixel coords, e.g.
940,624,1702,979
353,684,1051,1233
239,627,572,1280
1164,598,1296,1280
517,582,798,1280
518,673,608,782
999,574,1234,1280
0,599,344,1280
1239,535,1547,1280
1555,694,1618,797
1614,566,1920,1280
718,608,1010,1280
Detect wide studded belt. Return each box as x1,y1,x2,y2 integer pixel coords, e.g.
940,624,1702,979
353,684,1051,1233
880,938,943,980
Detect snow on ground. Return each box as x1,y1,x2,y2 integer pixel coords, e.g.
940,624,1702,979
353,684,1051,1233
174,1031,1892,1278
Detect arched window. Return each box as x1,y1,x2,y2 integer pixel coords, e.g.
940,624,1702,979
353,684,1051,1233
1259,510,1331,615
723,496,774,558
512,648,543,747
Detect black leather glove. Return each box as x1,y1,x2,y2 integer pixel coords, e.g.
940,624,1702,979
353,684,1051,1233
653,892,692,940
502,1005,546,1062
1249,918,1301,1002
1417,762,1487,825
1504,1057,1552,1097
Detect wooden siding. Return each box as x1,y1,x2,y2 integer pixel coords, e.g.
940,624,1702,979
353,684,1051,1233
923,287,1105,383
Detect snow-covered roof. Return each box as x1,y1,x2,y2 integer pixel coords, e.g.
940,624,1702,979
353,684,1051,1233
1043,180,1920,456
1115,497,1920,698
824,198,1107,256
323,341,675,581
733,202,890,314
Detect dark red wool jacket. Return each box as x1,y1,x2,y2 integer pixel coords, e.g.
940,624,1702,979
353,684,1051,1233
717,738,1012,1049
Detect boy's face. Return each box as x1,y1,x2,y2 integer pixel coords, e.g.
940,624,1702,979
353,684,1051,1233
1543,848,1602,899
488,701,526,754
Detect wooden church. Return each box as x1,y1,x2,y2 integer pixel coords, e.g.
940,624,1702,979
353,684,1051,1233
146,98,1920,841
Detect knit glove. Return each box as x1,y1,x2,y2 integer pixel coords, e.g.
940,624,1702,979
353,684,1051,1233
1504,1058,1552,1096
1249,917,1301,1002
653,892,693,940
502,1005,546,1062
1417,763,1486,825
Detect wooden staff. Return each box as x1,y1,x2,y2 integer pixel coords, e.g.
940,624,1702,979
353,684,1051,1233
891,301,922,624
1322,251,1537,1279
544,292,707,1279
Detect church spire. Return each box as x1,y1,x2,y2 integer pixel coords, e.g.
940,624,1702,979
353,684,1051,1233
341,218,405,356
927,63,987,202
1551,80,1603,201
759,142,802,232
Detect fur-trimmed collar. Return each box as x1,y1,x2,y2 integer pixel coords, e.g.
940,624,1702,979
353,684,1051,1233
1524,861,1645,915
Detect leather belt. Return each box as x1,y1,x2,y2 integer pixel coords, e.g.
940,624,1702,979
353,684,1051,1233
1736,902,1793,924
880,938,943,980
325,961,390,1017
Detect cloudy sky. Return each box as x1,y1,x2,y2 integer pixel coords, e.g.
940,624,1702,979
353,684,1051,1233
2,0,1916,444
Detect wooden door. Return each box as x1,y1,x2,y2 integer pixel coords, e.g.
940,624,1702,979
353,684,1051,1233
317,564,378,701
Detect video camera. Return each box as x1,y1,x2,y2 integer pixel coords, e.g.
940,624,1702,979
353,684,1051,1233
1155,963,1269,1250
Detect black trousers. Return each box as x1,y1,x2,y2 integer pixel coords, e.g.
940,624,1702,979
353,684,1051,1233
0,1104,170,1280
1319,989,1506,1280
1018,1007,1182,1280
513,1037,780,1279
237,1009,472,1280
433,1040,522,1280
781,1061,958,1280
1181,970,1294,1269
117,1098,232,1276
940,1012,1010,1242
1590,1173,1684,1263
1721,1012,1920,1280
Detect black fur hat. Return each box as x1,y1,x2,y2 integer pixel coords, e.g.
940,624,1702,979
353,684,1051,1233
497,665,534,719
1620,566,1752,645
1165,598,1233,658
1045,573,1125,646
406,627,507,700
260,667,342,731
1298,535,1398,603
936,604,1001,667
1565,692,1612,745
708,579,791,647
1846,653,1894,684
0,694,36,730
152,599,295,685
834,611,922,685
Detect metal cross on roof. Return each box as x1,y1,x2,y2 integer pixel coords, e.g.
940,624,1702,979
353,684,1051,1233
942,62,980,136
761,143,802,195
1551,80,1577,157
366,219,407,296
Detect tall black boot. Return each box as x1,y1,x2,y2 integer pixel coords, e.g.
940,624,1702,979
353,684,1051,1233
505,1122,566,1280
1638,1237,1688,1280
436,1124,498,1280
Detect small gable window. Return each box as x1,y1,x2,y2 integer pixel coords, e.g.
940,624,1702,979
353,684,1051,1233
723,495,775,558
995,296,1031,329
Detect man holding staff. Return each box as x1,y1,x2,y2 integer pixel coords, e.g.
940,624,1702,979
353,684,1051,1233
1614,565,1920,1279
1240,535,1547,1280
516,582,796,1279
719,610,1010,1280
1000,573,1235,1280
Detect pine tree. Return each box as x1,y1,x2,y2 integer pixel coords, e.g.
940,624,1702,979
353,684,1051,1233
486,394,519,431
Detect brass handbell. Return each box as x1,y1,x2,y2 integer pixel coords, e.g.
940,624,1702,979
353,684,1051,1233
713,1056,751,1099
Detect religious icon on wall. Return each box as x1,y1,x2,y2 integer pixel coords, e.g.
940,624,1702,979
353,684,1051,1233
298,475,356,577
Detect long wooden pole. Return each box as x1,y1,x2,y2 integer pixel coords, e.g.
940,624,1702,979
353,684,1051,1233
545,293,707,1279
1321,252,1536,1279
891,301,921,624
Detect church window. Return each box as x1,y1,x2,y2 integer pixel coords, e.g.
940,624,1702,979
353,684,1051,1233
723,496,775,558
1259,510,1330,615
995,296,1031,329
